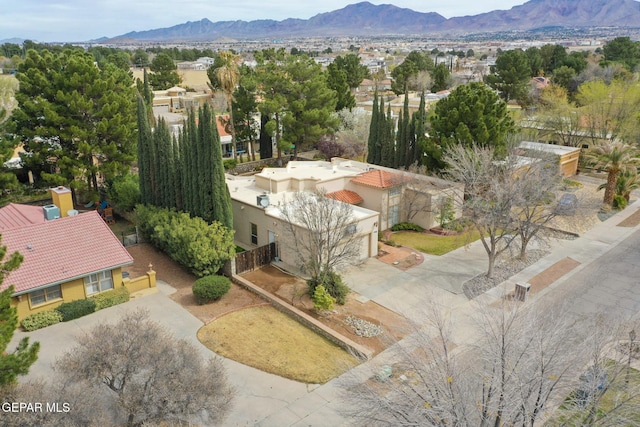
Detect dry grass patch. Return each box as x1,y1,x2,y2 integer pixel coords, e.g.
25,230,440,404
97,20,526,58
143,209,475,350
197,305,359,384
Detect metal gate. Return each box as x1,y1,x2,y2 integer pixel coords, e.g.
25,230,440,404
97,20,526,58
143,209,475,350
235,242,277,274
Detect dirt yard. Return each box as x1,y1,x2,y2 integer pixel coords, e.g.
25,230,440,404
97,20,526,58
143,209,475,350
242,266,411,356
124,244,265,324
124,244,410,356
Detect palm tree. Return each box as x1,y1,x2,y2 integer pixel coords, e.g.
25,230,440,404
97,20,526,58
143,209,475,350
586,141,640,206
598,170,640,202
215,51,240,161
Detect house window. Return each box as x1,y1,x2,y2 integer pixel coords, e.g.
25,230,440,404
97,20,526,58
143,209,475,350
389,186,401,197
250,223,258,245
388,205,400,228
84,271,114,295
29,284,62,306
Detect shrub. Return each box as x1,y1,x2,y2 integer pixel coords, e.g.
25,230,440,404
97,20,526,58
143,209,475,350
391,222,424,232
443,217,471,232
21,309,63,331
91,287,130,311
307,270,349,305
192,275,232,304
55,299,96,322
312,285,335,311
613,194,628,210
107,174,140,212
317,136,345,160
223,159,238,170
134,205,236,277
435,197,455,227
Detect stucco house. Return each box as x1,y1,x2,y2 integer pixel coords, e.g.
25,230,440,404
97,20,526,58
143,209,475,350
0,187,151,321
226,159,463,269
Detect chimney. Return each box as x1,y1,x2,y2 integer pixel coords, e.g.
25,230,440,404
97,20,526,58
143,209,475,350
50,186,73,218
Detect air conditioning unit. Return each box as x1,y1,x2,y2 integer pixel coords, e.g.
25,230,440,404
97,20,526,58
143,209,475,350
257,194,270,208
43,204,61,221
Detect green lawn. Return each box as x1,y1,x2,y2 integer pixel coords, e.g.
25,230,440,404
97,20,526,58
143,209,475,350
390,229,481,256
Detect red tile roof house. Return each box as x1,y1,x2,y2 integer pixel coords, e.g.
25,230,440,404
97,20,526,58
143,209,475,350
0,187,155,321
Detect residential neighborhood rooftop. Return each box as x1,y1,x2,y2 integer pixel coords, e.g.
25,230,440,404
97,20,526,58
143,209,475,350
1,211,133,295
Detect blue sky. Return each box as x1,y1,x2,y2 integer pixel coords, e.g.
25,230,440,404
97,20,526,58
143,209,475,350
2,1,526,43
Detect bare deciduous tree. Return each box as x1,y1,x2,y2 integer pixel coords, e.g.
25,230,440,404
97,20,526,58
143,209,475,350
511,149,563,258
280,189,362,281
334,107,370,161
53,309,234,426
341,300,640,427
444,144,519,278
444,144,564,274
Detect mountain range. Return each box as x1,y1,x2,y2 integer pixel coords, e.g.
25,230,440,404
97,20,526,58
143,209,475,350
110,0,640,42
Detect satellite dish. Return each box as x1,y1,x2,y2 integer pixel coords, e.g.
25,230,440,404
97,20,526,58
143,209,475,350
259,196,269,208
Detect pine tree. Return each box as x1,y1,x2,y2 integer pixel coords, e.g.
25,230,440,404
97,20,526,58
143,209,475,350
0,241,39,386
367,91,379,164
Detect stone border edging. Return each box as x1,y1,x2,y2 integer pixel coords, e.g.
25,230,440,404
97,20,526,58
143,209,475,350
231,274,373,360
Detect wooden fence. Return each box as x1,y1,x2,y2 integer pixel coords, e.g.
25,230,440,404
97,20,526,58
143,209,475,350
235,242,277,274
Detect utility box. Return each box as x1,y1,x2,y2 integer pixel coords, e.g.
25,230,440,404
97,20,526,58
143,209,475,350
515,283,531,302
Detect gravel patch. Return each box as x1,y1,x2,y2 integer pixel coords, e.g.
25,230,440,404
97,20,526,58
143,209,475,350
345,315,383,337
463,249,549,300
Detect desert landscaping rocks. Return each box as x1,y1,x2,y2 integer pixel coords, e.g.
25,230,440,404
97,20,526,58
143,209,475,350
463,249,549,299
345,315,383,337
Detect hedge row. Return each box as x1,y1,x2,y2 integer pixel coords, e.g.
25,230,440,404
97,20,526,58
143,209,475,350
20,287,130,331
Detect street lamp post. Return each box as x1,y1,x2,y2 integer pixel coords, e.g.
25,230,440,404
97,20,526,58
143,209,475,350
626,329,636,388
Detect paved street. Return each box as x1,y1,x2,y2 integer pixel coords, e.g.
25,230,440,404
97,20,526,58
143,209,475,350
538,226,640,318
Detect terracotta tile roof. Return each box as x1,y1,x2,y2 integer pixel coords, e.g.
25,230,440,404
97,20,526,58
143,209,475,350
326,190,364,205
351,169,400,189
0,203,46,232
1,211,133,294
217,115,231,137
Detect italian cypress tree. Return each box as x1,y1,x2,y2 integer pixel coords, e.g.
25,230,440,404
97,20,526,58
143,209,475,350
374,96,386,165
396,108,404,169
198,105,215,223
259,114,273,159
413,91,427,166
136,95,154,205
396,89,411,168
187,108,200,217
367,91,379,164
380,104,395,167
200,104,233,229
180,115,194,214
172,134,182,210
154,117,174,209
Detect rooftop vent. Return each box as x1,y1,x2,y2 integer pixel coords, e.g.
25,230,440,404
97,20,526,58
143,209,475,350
257,194,269,208
43,204,60,221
